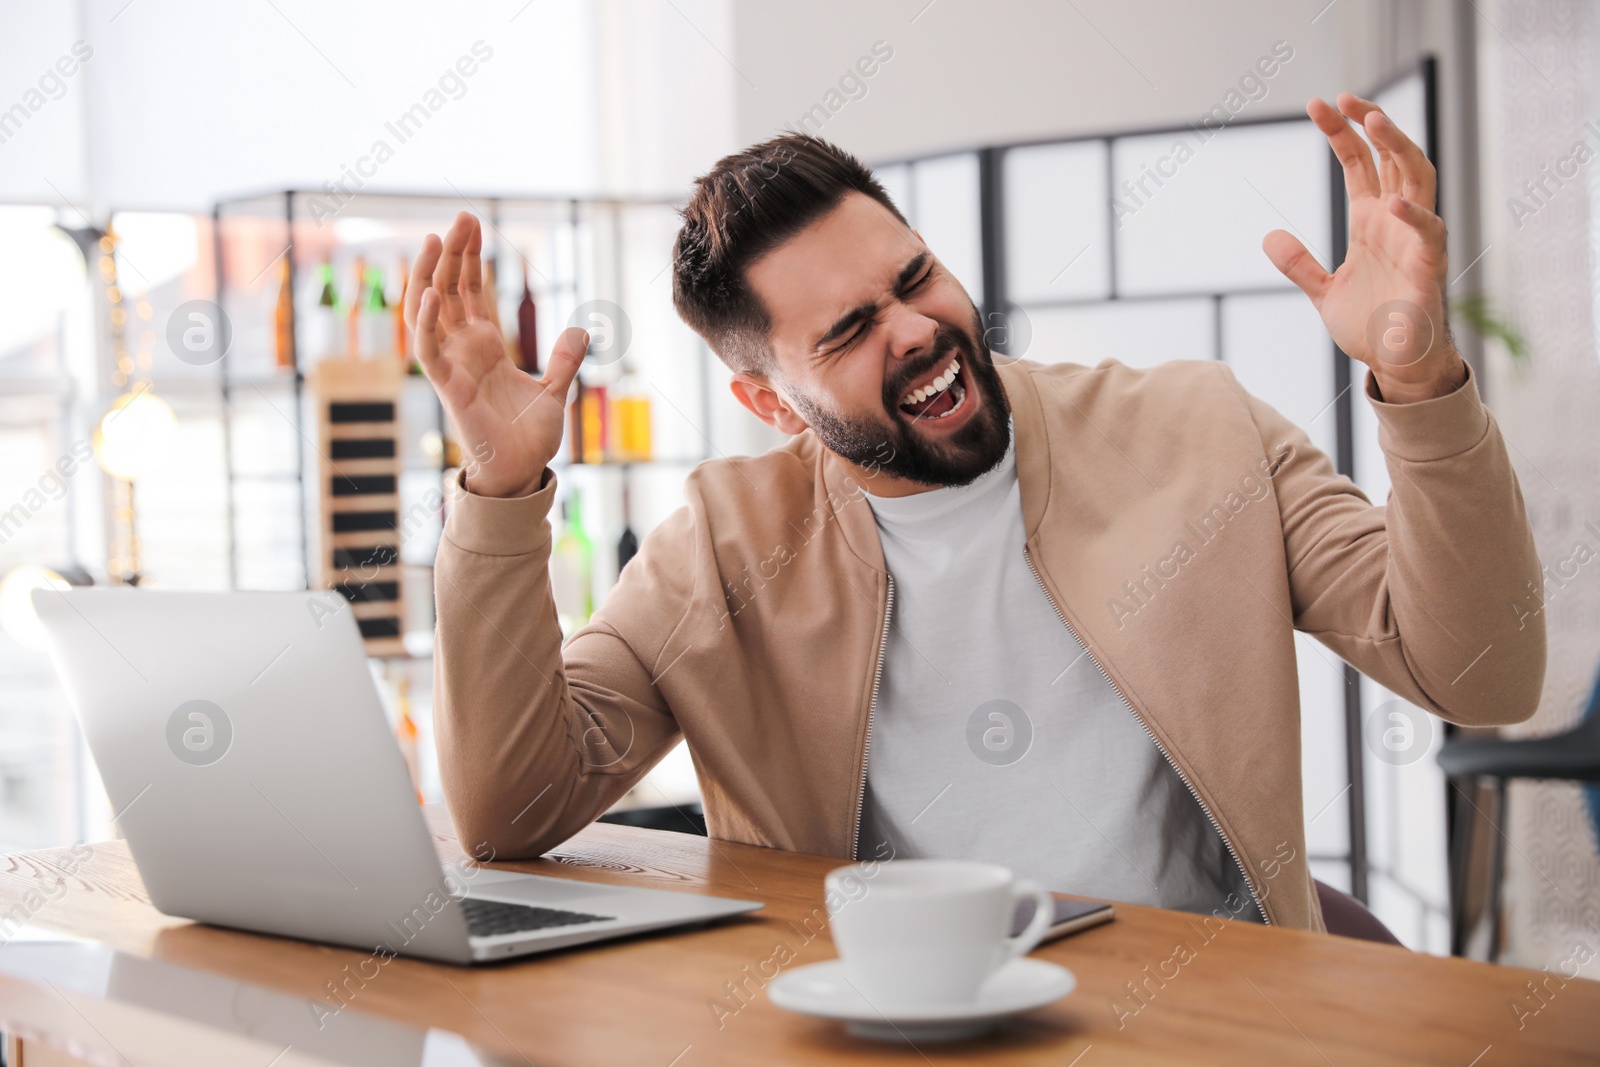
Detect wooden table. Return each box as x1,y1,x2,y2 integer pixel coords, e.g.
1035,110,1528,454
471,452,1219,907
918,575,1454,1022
1,806,1595,1066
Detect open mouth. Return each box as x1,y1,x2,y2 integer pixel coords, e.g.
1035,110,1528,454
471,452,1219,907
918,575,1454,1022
896,354,968,422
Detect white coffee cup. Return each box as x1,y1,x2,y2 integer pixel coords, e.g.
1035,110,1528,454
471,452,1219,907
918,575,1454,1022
824,859,1055,1006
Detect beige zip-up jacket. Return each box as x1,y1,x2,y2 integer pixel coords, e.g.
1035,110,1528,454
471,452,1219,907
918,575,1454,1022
432,356,1545,932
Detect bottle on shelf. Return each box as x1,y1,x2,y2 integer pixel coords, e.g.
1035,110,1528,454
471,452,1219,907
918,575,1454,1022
617,480,639,572
395,675,423,805
568,379,586,463
346,257,366,358
550,491,595,637
481,257,504,332
516,255,539,375
311,258,342,361
581,382,608,464
481,258,516,367
361,266,389,359
612,366,653,462
395,256,412,371
273,257,295,370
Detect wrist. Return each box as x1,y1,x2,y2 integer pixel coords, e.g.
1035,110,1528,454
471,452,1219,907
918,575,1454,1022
1371,349,1469,404
463,465,549,499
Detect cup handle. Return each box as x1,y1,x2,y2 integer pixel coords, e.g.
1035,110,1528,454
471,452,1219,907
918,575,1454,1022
1002,879,1056,963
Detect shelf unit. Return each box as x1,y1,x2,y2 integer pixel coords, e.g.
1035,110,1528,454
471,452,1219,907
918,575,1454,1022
211,189,717,641
311,357,408,656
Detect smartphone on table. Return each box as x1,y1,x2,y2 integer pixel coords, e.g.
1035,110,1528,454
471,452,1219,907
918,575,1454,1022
1012,895,1115,944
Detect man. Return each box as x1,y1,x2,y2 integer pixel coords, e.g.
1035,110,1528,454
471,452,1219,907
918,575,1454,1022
406,94,1544,933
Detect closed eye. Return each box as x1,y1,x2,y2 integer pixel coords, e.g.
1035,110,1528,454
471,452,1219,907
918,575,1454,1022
826,267,937,356
832,318,875,354
903,266,936,297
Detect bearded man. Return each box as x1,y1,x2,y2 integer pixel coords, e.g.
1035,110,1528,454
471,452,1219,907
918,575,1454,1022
407,94,1543,933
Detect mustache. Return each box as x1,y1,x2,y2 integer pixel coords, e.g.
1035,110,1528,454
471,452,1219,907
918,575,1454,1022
880,327,977,404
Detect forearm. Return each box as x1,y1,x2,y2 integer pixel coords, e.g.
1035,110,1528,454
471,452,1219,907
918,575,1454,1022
1364,363,1545,723
432,467,583,856
1279,364,1546,725
432,469,685,858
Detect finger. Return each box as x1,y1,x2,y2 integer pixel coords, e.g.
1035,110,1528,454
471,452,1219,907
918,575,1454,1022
1363,108,1436,211
434,211,472,327
1388,193,1446,246
1376,148,1402,199
538,326,589,404
1335,92,1383,129
405,234,441,331
1330,94,1397,194
415,288,447,382
1308,97,1379,200
1262,229,1332,304
461,217,491,322
1340,93,1436,207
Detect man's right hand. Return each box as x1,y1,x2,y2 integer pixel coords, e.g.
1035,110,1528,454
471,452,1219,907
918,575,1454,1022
405,211,588,499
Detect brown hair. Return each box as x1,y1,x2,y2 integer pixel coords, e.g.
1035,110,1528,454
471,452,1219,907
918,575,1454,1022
671,133,907,375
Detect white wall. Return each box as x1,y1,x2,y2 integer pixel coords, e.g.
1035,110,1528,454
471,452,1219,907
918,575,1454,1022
2,0,606,213
0,4,92,205
2,1,1466,213
594,0,739,196
730,0,1357,161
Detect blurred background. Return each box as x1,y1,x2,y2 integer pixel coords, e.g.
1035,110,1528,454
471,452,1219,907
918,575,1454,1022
1,0,1596,975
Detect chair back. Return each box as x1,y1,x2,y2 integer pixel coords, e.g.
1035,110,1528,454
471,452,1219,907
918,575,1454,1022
1584,658,1600,848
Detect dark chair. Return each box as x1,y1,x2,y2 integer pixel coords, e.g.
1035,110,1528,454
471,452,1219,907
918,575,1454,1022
614,802,1407,945
1436,664,1600,960
1314,879,1403,945
598,799,707,836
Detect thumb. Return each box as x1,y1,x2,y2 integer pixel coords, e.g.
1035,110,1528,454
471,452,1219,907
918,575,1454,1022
538,326,589,402
1262,229,1332,305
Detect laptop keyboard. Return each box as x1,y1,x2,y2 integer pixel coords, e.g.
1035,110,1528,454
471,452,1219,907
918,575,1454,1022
459,896,615,939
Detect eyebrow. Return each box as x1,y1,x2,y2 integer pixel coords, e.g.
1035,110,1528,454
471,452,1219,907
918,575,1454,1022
811,252,932,355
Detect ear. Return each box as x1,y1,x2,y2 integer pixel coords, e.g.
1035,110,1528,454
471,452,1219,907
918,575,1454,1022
730,372,810,436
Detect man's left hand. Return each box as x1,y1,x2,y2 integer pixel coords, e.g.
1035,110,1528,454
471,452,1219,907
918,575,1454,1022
1264,93,1468,404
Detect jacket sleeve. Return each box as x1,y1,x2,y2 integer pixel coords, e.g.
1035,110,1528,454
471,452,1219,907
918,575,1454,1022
431,468,689,859
1237,362,1546,726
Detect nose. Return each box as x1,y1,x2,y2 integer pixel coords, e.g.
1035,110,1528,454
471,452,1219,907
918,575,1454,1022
882,302,938,364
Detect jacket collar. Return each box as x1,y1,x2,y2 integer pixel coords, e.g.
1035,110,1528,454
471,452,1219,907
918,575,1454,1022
816,355,1052,575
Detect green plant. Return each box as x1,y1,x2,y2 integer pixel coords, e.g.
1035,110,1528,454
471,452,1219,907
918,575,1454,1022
1450,294,1529,373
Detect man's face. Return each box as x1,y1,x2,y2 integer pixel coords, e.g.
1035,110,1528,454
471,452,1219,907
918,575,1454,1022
740,191,1011,491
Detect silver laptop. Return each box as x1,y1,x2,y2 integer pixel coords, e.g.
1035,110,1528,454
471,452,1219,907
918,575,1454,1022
32,587,761,964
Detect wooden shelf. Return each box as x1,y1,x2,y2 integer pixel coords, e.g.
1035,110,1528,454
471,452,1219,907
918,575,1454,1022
311,358,410,658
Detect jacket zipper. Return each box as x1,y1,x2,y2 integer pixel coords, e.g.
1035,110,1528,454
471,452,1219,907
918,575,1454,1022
1021,547,1271,925
851,574,894,862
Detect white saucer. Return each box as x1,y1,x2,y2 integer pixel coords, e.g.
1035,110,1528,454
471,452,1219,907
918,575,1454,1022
768,957,1076,1042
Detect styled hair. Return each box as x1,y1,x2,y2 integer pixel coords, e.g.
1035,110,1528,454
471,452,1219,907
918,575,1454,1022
671,133,907,375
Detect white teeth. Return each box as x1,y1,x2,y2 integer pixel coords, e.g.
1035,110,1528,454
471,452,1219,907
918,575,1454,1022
900,357,962,408
929,381,965,418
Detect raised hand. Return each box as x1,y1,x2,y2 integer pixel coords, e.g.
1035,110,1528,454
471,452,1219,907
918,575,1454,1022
1263,93,1468,404
405,212,587,497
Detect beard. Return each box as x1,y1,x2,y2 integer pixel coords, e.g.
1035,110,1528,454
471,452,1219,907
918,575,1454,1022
787,304,1012,488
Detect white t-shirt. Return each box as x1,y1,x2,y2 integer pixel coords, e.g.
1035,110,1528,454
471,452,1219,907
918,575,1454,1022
859,432,1261,920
